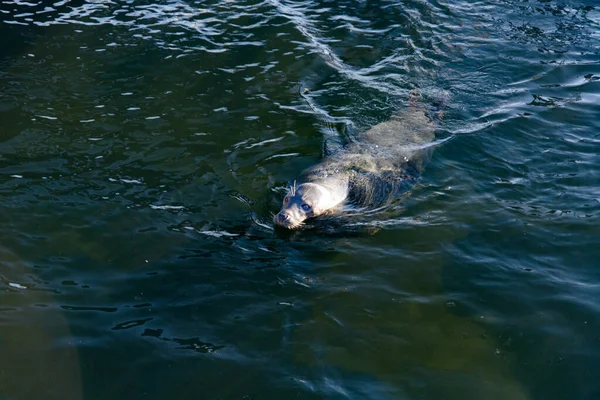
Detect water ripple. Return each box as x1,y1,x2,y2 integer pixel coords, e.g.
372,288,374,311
1,0,600,399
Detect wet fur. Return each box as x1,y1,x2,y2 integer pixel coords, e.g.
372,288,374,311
275,105,435,229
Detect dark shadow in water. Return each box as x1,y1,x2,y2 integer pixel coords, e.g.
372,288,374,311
0,0,89,64
0,246,83,400
141,328,225,354
274,214,384,241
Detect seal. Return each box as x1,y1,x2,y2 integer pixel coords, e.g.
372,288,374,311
274,103,436,230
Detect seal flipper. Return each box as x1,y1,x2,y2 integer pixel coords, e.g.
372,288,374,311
321,121,356,157
323,135,343,157
348,162,419,208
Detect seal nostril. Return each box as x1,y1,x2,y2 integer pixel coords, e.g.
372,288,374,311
279,213,289,222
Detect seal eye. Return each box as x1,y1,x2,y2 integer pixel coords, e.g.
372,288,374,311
301,204,311,211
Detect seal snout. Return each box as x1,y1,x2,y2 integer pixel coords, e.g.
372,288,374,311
274,208,303,230
277,211,291,224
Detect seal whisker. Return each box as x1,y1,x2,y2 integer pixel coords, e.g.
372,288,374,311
289,180,296,196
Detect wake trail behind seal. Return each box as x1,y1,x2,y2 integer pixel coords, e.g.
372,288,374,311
267,0,406,96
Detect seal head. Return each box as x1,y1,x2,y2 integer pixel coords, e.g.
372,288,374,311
274,182,347,229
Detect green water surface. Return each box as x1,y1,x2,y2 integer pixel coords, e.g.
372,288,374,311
1,0,599,399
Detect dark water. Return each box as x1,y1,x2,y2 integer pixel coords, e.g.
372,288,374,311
1,0,599,399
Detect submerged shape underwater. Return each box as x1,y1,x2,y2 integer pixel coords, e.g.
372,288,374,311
0,0,599,399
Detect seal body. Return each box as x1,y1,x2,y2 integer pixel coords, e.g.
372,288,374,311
275,107,435,229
